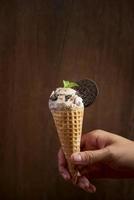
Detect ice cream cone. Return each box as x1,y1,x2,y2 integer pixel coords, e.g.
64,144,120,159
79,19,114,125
49,80,98,184
51,108,84,181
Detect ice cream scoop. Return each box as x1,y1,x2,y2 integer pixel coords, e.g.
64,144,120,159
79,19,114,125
49,88,84,110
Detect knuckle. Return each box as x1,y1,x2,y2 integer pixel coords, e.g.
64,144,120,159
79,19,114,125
90,129,103,137
82,151,94,165
58,166,64,174
58,149,61,157
105,146,113,161
91,129,102,134
58,148,62,159
88,151,94,165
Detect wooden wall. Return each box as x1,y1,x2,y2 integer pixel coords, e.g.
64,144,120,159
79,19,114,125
0,0,134,199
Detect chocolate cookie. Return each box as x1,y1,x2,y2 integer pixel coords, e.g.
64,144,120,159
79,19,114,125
74,79,99,107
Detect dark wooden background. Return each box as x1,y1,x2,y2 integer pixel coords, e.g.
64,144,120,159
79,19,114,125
0,0,134,199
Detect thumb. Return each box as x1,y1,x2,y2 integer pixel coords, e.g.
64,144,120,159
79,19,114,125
71,148,110,165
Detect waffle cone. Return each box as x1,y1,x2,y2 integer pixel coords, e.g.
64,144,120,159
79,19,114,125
51,108,84,181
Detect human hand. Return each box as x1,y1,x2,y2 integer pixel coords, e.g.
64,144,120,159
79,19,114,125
58,130,134,192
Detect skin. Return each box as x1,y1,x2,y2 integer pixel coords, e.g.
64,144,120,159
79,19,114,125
58,130,134,193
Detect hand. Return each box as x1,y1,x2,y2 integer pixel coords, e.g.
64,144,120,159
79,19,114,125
58,130,134,192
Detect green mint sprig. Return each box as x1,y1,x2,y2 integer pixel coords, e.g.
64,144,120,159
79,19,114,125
63,80,79,88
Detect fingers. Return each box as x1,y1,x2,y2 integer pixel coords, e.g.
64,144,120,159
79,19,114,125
79,165,104,179
80,132,95,150
58,149,71,180
81,130,115,151
58,149,96,193
76,176,96,193
71,147,111,166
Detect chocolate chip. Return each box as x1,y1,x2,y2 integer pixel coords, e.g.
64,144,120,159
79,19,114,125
50,94,58,101
65,95,72,101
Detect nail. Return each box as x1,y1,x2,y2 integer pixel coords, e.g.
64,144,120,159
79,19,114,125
79,183,93,193
87,188,95,193
91,185,96,193
62,173,67,180
88,185,96,193
72,153,82,162
62,173,70,180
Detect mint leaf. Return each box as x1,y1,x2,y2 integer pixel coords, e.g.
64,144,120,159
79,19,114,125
69,82,79,88
63,80,70,88
63,80,79,88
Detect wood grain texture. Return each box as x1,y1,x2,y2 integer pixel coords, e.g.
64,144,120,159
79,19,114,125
0,0,134,199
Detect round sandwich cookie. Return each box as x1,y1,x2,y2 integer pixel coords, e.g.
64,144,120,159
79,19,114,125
74,79,99,107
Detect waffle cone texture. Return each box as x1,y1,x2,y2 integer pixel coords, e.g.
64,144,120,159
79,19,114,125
51,108,84,179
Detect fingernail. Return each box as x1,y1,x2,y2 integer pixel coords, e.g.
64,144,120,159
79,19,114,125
62,173,70,180
84,185,94,193
72,153,82,162
62,174,67,180
79,183,94,193
87,188,95,193
88,186,96,193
